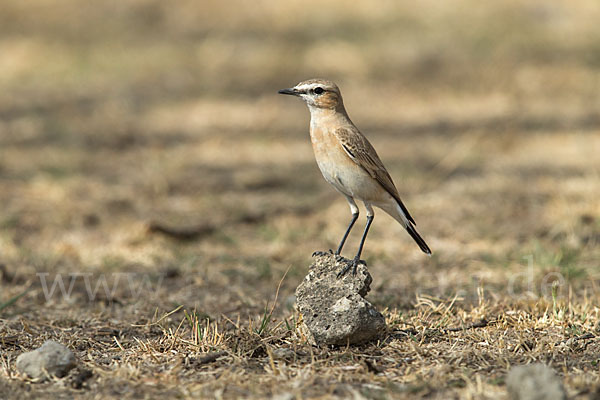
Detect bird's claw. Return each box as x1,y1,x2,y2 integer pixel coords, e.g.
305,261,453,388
336,258,366,278
312,249,336,257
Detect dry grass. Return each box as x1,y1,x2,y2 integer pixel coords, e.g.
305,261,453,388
1,0,600,398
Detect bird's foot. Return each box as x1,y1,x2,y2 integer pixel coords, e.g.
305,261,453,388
336,257,366,278
332,249,345,262
312,249,334,257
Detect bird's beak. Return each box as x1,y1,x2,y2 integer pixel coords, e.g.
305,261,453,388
278,87,299,96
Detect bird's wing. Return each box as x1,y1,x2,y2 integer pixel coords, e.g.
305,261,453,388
334,126,416,225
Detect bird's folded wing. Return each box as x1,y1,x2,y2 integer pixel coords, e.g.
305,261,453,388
334,126,416,225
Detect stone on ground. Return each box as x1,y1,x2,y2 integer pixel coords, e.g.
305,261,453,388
506,363,566,400
295,252,387,346
16,340,77,380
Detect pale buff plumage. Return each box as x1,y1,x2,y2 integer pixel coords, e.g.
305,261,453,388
279,79,430,275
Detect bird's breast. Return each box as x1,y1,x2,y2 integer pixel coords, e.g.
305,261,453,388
309,125,381,200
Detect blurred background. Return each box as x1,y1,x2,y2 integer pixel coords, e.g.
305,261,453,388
1,1,600,397
1,0,599,310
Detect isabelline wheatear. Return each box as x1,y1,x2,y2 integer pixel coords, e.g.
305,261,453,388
279,79,431,276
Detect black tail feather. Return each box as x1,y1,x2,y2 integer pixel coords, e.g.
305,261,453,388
406,223,431,255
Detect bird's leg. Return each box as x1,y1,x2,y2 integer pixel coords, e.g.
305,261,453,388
335,212,359,256
338,211,374,278
333,196,360,258
353,214,374,269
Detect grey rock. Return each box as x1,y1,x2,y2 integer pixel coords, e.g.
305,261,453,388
272,393,295,400
506,363,566,400
295,252,387,346
271,347,295,359
16,340,77,380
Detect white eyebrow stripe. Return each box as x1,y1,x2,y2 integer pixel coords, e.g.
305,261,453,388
294,83,320,92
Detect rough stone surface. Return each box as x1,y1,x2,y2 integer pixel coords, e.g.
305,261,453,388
506,363,566,400
295,252,387,346
16,340,76,380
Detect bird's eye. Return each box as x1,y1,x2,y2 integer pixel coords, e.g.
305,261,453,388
313,87,324,95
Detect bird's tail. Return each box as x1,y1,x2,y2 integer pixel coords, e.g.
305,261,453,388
406,223,432,255
380,201,432,255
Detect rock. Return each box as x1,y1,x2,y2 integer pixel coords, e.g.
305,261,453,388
271,347,295,360
506,363,566,400
295,252,387,346
272,393,295,400
16,340,77,380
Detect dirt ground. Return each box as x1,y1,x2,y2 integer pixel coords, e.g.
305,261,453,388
1,1,600,398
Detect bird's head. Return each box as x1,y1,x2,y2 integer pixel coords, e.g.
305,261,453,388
278,79,344,111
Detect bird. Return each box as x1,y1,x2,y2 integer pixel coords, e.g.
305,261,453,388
278,79,431,276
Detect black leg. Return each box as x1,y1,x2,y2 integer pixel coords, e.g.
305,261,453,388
335,212,359,255
354,214,374,263
337,214,374,277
